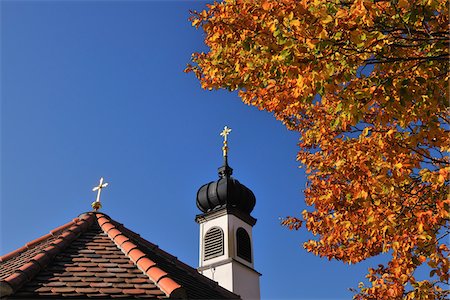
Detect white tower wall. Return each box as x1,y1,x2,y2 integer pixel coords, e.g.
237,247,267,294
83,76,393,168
197,210,260,300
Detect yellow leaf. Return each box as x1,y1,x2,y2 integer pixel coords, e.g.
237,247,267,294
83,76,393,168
192,19,200,27
360,190,368,199
418,222,424,233
322,15,333,24
392,241,400,250
306,39,316,49
362,127,370,137
269,22,277,33
319,29,328,39
290,19,300,27
335,9,347,19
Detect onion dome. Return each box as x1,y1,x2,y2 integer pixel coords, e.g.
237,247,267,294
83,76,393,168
196,161,256,214
196,126,256,215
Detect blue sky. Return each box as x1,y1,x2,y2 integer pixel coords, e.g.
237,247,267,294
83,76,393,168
1,1,389,299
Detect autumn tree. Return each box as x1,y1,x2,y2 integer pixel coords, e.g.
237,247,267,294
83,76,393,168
186,0,449,298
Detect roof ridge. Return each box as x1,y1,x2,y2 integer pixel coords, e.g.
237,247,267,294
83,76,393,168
0,213,95,297
95,213,187,299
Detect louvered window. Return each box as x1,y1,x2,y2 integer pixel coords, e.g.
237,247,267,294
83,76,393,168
204,227,224,260
236,227,252,262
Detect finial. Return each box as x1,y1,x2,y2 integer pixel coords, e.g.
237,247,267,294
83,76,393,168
91,177,108,211
218,126,233,178
220,126,232,157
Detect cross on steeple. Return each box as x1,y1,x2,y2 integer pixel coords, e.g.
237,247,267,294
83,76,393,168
220,126,232,157
91,177,108,211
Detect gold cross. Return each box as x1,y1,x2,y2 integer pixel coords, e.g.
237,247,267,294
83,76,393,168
220,126,232,142
92,177,108,211
220,126,232,157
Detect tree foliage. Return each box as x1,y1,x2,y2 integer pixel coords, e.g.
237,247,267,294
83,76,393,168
187,0,449,298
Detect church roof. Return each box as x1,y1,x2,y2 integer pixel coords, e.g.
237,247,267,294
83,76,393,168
0,212,239,299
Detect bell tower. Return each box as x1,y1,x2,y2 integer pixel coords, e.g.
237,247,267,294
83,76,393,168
195,126,260,300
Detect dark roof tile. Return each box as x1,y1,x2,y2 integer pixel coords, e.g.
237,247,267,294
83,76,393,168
107,268,127,273
66,266,86,272
110,295,135,298
75,287,98,294
50,287,76,293
122,288,147,295
35,286,52,292
62,277,84,282
98,263,117,268
90,282,113,288
94,273,116,278
44,282,66,287
72,257,91,262
79,262,98,267
100,288,123,294
126,278,148,284
102,277,125,283
91,258,109,263
83,277,105,282
115,283,134,288
67,281,90,287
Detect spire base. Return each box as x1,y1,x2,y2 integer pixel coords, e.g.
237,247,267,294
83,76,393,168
218,159,233,178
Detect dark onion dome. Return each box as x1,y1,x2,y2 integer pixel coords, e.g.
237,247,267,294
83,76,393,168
196,161,256,214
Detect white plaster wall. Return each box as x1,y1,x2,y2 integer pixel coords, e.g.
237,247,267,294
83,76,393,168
199,261,260,300
200,263,234,292
232,262,261,300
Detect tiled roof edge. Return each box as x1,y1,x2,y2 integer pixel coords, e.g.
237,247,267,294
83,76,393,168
95,213,187,299
0,213,95,297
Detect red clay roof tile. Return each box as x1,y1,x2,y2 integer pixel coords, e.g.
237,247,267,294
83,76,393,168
120,241,136,254
158,277,183,296
137,257,156,273
113,234,129,246
101,222,115,233
145,267,167,283
129,249,147,263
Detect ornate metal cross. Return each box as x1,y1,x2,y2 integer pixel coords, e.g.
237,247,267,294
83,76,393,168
92,177,108,211
220,126,232,157
220,126,232,142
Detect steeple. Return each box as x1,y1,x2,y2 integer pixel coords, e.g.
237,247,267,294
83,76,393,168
195,126,260,300
196,126,256,215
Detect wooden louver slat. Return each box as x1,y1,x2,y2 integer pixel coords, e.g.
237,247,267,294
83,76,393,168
204,227,224,260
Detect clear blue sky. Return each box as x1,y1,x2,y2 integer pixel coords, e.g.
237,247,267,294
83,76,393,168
1,1,389,299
